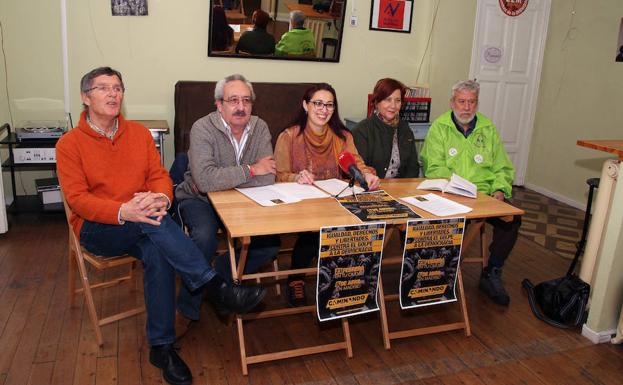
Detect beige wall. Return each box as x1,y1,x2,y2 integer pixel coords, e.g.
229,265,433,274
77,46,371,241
0,0,435,195
429,1,476,118
528,0,623,206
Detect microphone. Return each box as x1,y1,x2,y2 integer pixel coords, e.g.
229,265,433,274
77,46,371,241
337,151,369,191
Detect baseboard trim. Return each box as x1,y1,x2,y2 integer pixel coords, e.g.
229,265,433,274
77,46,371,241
581,324,616,344
522,183,584,211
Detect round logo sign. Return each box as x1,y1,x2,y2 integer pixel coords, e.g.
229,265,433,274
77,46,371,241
499,0,529,17
484,46,503,64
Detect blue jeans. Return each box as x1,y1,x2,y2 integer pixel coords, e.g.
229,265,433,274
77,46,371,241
79,215,217,346
176,197,280,320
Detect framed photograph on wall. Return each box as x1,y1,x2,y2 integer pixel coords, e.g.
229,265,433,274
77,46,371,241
369,0,414,33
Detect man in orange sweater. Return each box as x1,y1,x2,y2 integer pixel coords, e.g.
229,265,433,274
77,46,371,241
56,67,265,385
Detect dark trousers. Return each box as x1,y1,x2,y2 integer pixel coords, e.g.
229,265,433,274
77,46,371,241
79,216,215,346
290,231,320,275
482,214,522,269
177,197,280,319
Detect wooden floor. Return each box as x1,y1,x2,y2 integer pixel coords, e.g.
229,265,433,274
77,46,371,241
1,212,622,385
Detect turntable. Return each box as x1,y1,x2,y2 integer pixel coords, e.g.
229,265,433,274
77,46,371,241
17,120,66,141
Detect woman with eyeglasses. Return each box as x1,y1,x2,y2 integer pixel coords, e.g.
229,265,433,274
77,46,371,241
351,78,420,179
274,83,379,307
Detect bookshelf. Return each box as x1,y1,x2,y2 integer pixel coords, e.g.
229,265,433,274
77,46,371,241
366,94,432,124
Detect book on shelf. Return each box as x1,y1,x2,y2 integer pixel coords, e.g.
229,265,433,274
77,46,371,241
416,173,477,199
405,85,430,98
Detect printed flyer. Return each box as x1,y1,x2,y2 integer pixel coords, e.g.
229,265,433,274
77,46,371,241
399,217,465,309
316,222,386,321
336,190,419,222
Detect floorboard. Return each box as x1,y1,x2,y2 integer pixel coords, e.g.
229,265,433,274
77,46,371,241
0,195,621,385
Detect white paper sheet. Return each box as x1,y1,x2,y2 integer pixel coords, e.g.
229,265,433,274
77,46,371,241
272,182,330,200
236,183,330,206
314,178,365,197
401,193,473,216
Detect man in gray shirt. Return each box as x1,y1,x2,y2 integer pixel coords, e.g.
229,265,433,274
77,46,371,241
175,74,279,328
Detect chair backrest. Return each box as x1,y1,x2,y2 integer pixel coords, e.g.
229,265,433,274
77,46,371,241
61,189,75,231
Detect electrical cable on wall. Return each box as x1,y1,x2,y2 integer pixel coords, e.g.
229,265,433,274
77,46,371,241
554,0,578,103
415,0,440,85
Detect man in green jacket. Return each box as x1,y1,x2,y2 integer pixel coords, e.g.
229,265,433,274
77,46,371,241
275,10,316,56
421,80,521,306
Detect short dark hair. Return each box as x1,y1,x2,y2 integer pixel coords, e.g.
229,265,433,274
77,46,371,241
371,78,406,106
252,9,270,29
290,83,346,140
80,66,124,94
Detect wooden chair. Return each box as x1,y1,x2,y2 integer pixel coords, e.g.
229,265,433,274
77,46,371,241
63,194,145,346
224,0,246,23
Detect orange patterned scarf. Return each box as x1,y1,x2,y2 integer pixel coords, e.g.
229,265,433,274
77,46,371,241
290,125,345,180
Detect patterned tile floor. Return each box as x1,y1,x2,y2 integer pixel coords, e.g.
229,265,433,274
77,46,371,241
510,186,586,260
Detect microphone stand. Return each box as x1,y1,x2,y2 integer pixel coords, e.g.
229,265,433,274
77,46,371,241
333,177,358,201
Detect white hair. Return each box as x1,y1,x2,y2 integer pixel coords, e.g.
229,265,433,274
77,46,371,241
214,74,256,101
451,80,480,98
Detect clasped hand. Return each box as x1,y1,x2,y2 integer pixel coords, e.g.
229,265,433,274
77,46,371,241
119,191,169,225
251,155,276,175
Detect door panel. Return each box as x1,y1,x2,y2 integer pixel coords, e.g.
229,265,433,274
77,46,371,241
469,0,550,185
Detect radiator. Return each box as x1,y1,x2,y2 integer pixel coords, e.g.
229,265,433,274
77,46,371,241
304,18,325,58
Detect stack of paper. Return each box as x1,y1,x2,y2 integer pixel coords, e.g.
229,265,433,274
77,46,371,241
401,193,473,216
236,183,329,207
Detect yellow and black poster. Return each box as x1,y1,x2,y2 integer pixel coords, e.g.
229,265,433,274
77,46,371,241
399,217,465,309
316,222,386,321
336,190,419,222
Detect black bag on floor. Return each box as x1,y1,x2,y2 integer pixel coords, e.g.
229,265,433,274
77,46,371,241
522,179,597,329
522,275,589,328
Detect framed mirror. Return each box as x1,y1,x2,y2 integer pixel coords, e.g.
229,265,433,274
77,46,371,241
208,0,346,62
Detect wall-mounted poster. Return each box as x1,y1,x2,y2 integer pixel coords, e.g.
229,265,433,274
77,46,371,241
111,0,148,16
370,0,414,33
616,18,623,63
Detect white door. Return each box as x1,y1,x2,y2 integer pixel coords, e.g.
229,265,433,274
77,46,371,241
469,0,551,185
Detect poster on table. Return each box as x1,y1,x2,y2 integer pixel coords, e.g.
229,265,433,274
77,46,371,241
316,222,386,322
336,190,419,222
399,217,466,309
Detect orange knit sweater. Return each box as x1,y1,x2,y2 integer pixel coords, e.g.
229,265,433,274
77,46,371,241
56,112,173,237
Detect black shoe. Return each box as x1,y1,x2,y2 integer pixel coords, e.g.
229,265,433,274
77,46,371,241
209,282,266,315
479,267,510,306
149,344,192,385
286,279,307,307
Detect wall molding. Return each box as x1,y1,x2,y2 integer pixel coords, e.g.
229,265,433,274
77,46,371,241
523,183,584,211
582,324,616,344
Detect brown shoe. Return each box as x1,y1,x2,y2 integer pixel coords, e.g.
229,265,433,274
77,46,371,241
175,312,195,340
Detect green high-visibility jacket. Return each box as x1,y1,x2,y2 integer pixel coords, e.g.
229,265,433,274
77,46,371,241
275,28,316,56
421,110,515,198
